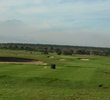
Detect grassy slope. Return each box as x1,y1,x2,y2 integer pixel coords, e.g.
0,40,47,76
0,49,110,100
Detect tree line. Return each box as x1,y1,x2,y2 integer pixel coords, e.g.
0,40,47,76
0,43,110,56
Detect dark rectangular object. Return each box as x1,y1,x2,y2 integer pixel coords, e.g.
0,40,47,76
51,64,56,69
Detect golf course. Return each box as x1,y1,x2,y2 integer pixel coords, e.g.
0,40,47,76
0,49,110,100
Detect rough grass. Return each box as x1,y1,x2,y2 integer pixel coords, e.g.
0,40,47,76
0,49,110,100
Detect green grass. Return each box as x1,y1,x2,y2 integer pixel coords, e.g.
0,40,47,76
0,49,110,100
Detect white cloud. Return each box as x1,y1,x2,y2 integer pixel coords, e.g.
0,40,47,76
34,0,42,4
0,0,42,6
0,22,110,47
0,0,26,7
0,0,110,47
17,6,49,14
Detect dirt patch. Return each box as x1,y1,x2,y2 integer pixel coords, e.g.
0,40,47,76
59,59,66,61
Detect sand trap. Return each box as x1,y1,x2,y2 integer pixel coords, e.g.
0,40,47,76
80,59,89,61
0,61,47,65
48,56,54,58
44,66,47,68
78,58,89,61
59,59,66,61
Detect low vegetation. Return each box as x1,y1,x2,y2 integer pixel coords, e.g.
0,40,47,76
0,49,110,100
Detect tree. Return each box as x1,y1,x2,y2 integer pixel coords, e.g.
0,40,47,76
56,48,62,55
43,50,49,54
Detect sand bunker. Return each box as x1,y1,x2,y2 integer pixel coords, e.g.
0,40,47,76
80,59,89,61
44,66,47,68
47,56,54,58
0,61,47,65
78,58,89,61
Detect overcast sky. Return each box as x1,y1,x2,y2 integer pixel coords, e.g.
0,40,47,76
0,0,110,47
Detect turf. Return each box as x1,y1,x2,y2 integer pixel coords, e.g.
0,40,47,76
0,49,110,100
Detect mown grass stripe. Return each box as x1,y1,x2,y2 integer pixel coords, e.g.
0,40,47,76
72,67,97,81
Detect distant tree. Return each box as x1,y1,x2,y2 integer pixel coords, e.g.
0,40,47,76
43,50,49,54
56,51,62,55
56,48,62,55
0,43,110,56
63,50,73,55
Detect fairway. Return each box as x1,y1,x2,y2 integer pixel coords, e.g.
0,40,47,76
0,49,110,100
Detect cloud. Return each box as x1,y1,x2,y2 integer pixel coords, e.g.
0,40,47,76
0,19,110,47
0,0,41,7
59,0,108,4
0,0,110,47
17,6,49,14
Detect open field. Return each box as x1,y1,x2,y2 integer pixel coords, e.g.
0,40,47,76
0,49,110,100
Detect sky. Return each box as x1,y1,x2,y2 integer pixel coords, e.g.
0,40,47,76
0,0,110,47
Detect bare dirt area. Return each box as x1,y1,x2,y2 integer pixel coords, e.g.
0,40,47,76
0,57,47,65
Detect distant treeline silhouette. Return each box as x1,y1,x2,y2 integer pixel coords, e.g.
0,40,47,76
0,43,110,56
